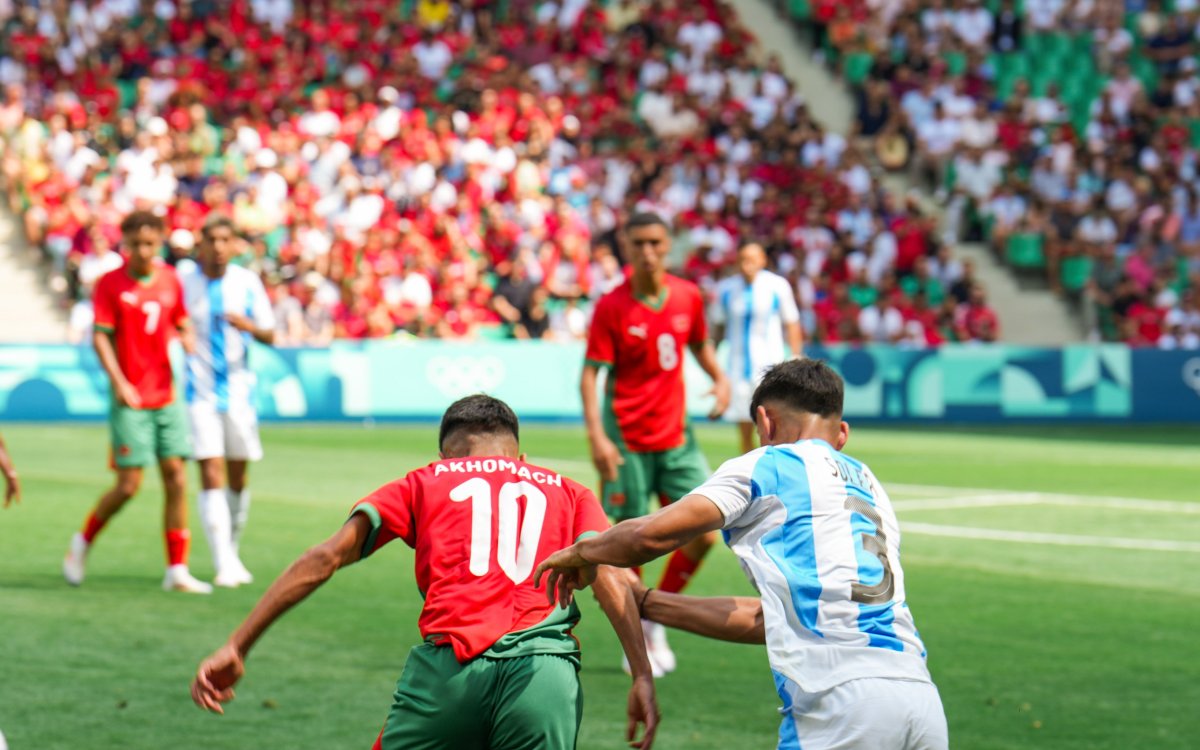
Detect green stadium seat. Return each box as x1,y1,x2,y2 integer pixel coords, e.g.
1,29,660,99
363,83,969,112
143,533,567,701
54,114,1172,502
1007,233,1046,269
789,0,812,21
1060,256,1094,293
843,52,874,86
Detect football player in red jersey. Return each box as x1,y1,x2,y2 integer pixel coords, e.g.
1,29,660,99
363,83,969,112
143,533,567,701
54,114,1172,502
62,211,211,593
582,212,730,674
0,431,19,507
192,395,659,750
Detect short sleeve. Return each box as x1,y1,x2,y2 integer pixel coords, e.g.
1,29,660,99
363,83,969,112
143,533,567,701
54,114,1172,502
170,271,189,329
249,274,277,331
776,276,801,324
689,285,708,345
93,273,116,332
690,449,766,529
584,296,616,368
350,477,416,557
571,483,610,541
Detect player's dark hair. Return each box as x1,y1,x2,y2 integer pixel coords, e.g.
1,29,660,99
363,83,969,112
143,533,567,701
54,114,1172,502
624,212,668,233
439,394,520,451
749,359,844,421
120,210,165,236
201,213,237,240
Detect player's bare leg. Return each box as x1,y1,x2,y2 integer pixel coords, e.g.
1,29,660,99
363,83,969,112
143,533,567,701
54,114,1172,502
63,467,143,586
161,456,211,594
737,422,757,455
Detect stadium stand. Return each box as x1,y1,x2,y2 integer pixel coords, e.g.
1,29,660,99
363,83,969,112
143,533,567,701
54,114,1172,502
793,0,1200,348
2,0,997,346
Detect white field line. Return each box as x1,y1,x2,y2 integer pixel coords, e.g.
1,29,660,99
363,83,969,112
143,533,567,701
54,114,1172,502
890,483,1200,510
892,494,1042,512
902,522,1200,553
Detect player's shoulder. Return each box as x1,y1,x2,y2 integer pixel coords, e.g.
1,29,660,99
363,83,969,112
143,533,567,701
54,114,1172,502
665,273,701,296
96,261,130,287
176,258,200,280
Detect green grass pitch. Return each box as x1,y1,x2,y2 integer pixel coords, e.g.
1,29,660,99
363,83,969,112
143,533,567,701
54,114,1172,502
0,422,1197,749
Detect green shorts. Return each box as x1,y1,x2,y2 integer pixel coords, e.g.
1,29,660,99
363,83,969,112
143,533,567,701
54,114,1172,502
109,401,192,468
602,427,711,521
379,643,582,750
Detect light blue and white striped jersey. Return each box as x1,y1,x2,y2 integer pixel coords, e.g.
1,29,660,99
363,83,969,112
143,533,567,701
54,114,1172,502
695,439,931,693
179,261,275,412
712,270,800,384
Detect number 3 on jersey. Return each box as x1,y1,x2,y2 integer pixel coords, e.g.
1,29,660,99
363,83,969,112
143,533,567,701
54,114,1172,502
656,332,678,371
450,478,547,584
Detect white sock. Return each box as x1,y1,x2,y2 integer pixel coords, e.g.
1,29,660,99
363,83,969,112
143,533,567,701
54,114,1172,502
226,488,250,557
199,488,234,573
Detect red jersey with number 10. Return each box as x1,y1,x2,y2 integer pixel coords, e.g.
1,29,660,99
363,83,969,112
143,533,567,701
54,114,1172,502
585,275,707,453
92,260,188,410
351,457,609,663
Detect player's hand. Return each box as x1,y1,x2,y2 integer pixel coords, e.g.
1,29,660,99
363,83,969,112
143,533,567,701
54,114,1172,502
590,434,624,483
3,471,19,507
626,675,659,749
707,377,731,420
191,643,245,715
114,381,142,409
534,545,597,607
224,313,255,334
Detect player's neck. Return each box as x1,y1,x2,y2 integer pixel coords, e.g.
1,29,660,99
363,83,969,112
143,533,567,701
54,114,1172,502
630,270,666,301
440,436,520,459
202,261,227,279
125,263,154,282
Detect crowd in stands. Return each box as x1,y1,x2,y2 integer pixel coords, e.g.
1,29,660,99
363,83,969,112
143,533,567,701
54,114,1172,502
2,0,998,348
808,0,1200,348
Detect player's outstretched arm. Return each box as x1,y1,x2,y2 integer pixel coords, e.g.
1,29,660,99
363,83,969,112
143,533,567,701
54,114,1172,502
0,433,19,507
637,584,765,645
536,496,726,604
191,514,371,714
592,565,659,750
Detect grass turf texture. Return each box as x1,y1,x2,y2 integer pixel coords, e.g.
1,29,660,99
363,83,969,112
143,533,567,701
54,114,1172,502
0,423,1197,749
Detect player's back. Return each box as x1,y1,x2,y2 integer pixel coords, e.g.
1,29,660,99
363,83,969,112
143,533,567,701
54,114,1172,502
354,456,608,663
715,439,931,693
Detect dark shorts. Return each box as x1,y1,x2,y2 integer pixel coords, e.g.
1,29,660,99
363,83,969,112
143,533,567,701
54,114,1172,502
377,644,582,750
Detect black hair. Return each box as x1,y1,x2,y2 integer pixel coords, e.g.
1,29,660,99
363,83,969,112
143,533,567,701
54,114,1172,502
120,210,165,235
749,359,844,421
438,394,520,451
201,213,237,240
625,212,668,233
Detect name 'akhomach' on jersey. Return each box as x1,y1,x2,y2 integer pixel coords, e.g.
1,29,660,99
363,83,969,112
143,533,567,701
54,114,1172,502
351,456,610,664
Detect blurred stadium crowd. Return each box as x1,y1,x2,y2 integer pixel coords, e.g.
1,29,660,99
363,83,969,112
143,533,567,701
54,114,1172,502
2,0,1010,347
811,0,1200,348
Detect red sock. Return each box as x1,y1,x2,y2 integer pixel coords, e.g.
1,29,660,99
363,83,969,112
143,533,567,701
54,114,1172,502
658,549,704,594
81,511,108,544
165,528,190,567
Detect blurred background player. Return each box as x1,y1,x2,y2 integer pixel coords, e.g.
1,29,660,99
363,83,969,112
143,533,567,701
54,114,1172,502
180,215,276,588
538,360,948,750
191,395,658,750
63,211,210,593
711,243,803,454
0,431,19,507
581,211,730,675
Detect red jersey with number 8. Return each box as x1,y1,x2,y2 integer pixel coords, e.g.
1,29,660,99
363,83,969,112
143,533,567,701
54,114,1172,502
92,261,188,410
585,275,707,453
351,458,609,663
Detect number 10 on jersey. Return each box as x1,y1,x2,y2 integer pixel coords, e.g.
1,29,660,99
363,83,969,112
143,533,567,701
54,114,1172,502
450,478,548,584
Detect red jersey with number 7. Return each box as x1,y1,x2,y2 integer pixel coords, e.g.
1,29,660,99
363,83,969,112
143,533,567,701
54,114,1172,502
351,457,609,663
585,275,707,453
92,260,188,410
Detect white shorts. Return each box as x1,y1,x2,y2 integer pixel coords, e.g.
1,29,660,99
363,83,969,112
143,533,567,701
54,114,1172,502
777,677,948,750
188,402,263,462
724,378,757,423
